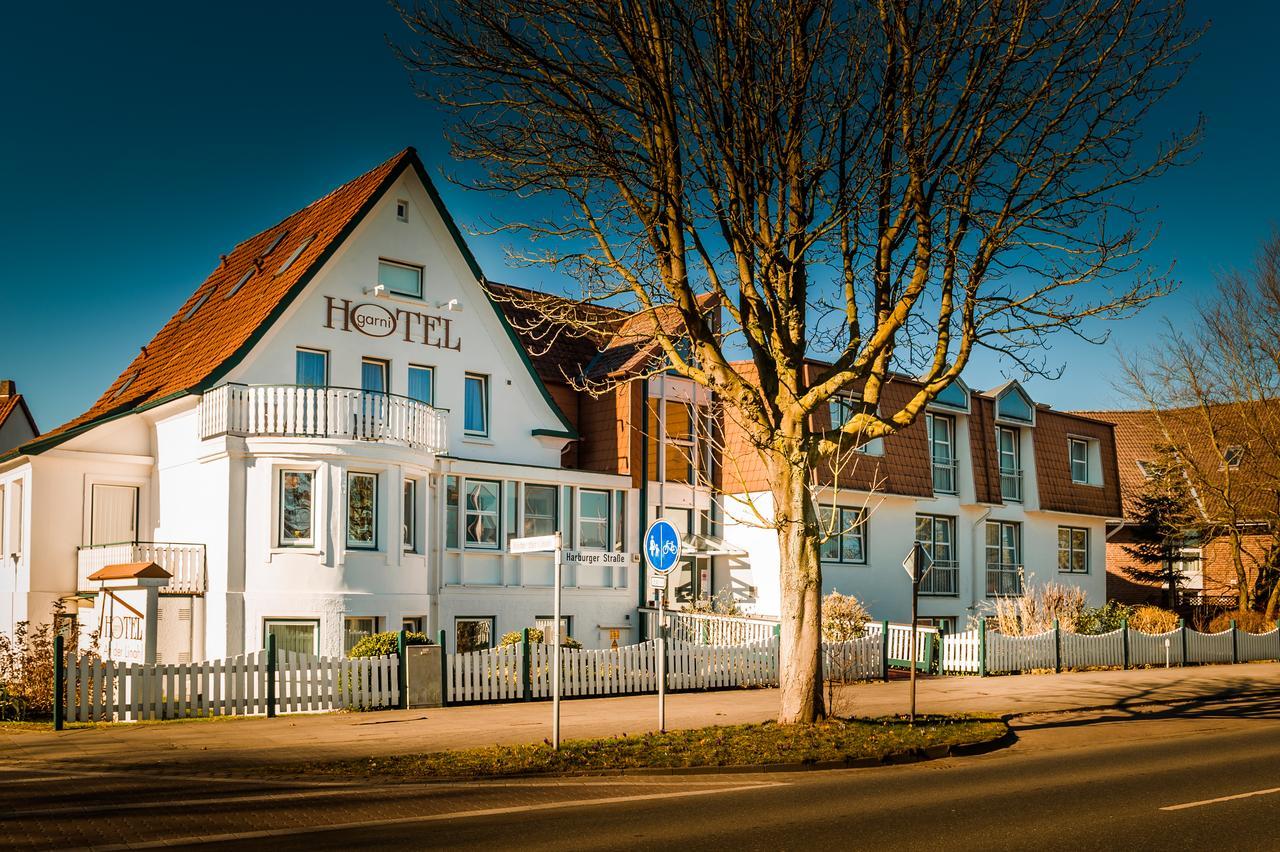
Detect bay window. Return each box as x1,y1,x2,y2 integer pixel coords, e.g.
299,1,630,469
523,483,558,537
577,489,611,550
278,470,314,547
346,472,377,549
464,479,501,548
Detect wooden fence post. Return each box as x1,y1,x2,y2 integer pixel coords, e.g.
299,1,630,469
53,634,65,731
1230,619,1238,664
266,633,277,718
1053,618,1061,673
397,629,408,709
1121,618,1130,670
978,621,987,678
438,628,448,706
1179,618,1188,666
880,620,889,681
521,627,532,701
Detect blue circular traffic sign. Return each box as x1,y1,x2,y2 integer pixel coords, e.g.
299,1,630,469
644,519,681,573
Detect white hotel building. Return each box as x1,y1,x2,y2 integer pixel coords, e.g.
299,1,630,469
0,149,1122,662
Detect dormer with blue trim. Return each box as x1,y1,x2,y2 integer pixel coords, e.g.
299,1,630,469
991,380,1036,427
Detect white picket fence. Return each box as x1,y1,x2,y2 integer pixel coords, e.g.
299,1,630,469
446,635,883,704
65,650,399,722
986,630,1057,674
1239,628,1280,661
823,634,883,681
865,621,937,669
941,628,981,674
1129,629,1184,667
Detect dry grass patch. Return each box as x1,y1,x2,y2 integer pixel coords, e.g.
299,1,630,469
291,716,1007,779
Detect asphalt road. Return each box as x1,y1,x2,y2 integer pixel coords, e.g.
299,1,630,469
3,694,1279,851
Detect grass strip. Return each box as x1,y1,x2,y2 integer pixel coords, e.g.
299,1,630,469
293,715,1006,779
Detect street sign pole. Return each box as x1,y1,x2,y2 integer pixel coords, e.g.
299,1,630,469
657,583,666,733
553,530,563,750
910,555,919,726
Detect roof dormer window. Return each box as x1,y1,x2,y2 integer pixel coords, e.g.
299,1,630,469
262,230,289,257
1224,446,1244,469
994,382,1035,425
225,268,254,299
112,370,139,400
182,289,210,321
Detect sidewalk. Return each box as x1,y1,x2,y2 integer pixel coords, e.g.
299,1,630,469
4,662,1278,774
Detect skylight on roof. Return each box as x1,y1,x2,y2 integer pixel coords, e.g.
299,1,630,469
182,289,211,321
225,268,254,299
262,230,289,256
277,234,316,274
112,370,139,400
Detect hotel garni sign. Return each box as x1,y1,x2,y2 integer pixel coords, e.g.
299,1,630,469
324,296,462,351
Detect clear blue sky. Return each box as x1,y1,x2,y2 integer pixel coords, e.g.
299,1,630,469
1,1,1275,431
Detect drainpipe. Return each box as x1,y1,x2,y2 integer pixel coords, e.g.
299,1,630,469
1105,520,1127,541
970,508,992,620
637,377,650,638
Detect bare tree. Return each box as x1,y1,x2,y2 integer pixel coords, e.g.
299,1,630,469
1125,235,1280,619
396,0,1200,723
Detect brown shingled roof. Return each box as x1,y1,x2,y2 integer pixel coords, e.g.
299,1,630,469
485,282,626,383
17,149,419,454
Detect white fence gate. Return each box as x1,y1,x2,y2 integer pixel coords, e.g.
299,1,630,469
940,629,981,674
65,650,399,722
823,635,883,681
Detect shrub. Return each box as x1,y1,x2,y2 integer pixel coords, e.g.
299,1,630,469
1208,610,1277,634
821,591,870,642
0,603,69,721
988,580,1087,635
1076,601,1132,635
1128,605,1179,634
347,631,432,659
498,628,582,649
686,586,743,617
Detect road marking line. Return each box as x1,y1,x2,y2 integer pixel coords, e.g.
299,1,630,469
1161,786,1280,811
75,781,786,850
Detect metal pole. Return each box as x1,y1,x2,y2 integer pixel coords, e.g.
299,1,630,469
910,567,919,726
657,584,667,733
266,632,277,718
553,530,563,750
53,633,65,731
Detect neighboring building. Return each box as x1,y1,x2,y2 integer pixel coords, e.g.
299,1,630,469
718,374,1121,631
0,380,38,454
1081,406,1275,610
0,148,1126,664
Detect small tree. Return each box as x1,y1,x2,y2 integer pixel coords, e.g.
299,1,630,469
1121,448,1198,609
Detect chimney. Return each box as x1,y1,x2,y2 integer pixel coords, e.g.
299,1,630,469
0,380,14,398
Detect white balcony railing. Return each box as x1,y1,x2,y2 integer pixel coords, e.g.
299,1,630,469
77,542,207,594
198,383,447,453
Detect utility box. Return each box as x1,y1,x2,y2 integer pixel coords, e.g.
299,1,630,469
405,644,444,708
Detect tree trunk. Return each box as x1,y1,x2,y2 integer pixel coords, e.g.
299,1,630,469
771,451,825,725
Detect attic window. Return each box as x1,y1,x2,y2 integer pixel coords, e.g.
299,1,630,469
1224,446,1244,469
182,289,211,321
263,230,289,256
225,268,254,299
395,199,409,222
1136,460,1154,479
112,371,139,400
277,234,316,274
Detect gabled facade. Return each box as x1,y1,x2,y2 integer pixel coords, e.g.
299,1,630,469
0,150,637,659
0,380,38,454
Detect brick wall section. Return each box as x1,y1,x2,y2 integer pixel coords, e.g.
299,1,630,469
576,386,628,475
1033,409,1123,517
1105,528,1268,606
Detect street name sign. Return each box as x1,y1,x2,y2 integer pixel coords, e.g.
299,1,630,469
510,534,559,554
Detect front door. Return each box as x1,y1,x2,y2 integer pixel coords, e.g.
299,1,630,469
91,484,138,545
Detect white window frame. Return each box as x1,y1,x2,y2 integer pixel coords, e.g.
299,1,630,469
927,413,957,494
535,615,572,642
403,478,417,552
378,258,423,299
395,199,409,222
985,520,1022,596
278,469,316,548
346,471,379,551
1068,438,1090,484
464,373,490,437
264,618,319,655
464,479,502,549
295,347,329,388
576,488,612,551
523,483,559,538
343,616,380,654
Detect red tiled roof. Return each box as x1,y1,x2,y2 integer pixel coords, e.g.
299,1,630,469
485,282,627,383
12,149,433,455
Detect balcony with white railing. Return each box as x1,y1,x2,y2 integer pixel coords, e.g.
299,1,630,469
198,383,447,454
985,562,1023,597
919,560,959,596
77,542,207,594
999,467,1023,502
